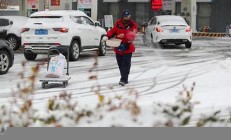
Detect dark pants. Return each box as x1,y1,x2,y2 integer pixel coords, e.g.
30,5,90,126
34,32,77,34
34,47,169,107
116,53,132,83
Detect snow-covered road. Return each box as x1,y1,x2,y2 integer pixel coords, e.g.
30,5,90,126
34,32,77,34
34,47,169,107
1,34,231,116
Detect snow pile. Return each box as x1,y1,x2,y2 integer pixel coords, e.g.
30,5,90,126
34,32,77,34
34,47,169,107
220,58,231,71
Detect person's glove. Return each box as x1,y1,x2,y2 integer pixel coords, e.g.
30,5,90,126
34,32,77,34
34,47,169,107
125,31,136,42
102,36,108,42
117,34,124,39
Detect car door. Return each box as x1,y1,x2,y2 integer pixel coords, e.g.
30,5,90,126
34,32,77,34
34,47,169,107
72,16,90,47
145,17,156,41
144,18,153,37
152,18,159,43
82,16,101,47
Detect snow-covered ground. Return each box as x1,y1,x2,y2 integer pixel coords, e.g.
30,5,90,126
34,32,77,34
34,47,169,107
1,34,231,126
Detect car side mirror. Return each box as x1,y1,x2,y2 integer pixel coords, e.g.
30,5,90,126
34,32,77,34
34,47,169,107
9,21,13,25
95,21,101,27
143,22,148,27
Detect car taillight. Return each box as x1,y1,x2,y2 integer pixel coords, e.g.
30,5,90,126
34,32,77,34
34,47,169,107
23,43,29,46
53,28,69,33
21,28,30,33
23,43,61,46
156,27,163,32
53,43,61,46
186,27,191,32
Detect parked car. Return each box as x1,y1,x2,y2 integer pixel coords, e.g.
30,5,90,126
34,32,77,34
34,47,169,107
21,10,107,61
0,16,29,51
0,39,14,75
143,15,192,48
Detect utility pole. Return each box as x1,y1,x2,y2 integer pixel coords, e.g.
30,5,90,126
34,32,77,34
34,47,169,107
190,0,197,32
19,0,26,16
181,0,197,32
172,0,176,15
171,0,197,32
91,0,98,21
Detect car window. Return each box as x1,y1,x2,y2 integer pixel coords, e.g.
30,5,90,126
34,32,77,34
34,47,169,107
76,17,83,24
159,19,187,26
0,18,9,27
148,18,153,25
149,17,157,25
70,16,77,23
82,17,94,26
73,16,85,24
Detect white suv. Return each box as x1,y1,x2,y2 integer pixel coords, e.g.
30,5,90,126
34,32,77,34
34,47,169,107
21,10,107,61
0,16,29,51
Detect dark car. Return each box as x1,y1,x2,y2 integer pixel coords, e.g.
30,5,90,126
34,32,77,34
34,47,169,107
0,39,14,75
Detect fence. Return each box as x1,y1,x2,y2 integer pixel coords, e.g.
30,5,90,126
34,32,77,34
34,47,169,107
192,32,229,37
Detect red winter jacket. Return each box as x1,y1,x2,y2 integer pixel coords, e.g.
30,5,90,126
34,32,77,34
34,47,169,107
107,19,138,55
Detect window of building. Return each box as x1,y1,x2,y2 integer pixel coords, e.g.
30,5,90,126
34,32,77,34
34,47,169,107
136,3,150,26
197,2,211,31
108,3,119,24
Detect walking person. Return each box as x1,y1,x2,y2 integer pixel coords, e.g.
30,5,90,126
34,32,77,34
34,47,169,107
107,9,138,86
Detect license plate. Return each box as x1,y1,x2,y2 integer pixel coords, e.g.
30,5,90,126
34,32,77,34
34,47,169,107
32,46,49,48
171,28,179,33
35,29,48,35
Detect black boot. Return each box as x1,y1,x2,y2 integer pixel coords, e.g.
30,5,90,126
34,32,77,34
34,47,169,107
119,81,126,86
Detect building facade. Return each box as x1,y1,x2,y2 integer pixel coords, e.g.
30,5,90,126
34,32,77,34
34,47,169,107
3,0,231,32
0,0,19,9
175,0,231,32
174,0,212,32
98,0,154,29
0,0,19,16
210,0,231,32
97,0,212,31
97,0,231,32
16,0,98,21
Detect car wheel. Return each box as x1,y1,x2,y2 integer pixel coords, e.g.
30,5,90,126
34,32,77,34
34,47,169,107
185,42,192,48
98,37,107,56
24,51,37,61
7,35,19,51
0,50,10,75
70,40,80,61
